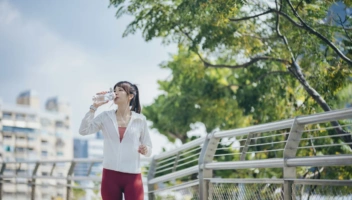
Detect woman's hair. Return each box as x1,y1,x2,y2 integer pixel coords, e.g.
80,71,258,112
113,81,141,113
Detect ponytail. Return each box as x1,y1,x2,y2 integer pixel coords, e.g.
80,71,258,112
130,84,141,113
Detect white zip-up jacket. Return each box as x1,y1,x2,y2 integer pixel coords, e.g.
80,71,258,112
79,109,152,174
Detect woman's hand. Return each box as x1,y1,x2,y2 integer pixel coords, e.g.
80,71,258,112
138,145,148,155
93,91,109,108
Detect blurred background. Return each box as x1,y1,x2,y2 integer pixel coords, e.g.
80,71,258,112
0,0,351,199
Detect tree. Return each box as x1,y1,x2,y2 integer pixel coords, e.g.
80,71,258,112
143,47,245,143
110,0,352,147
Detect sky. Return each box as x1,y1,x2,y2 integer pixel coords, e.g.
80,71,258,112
0,0,187,155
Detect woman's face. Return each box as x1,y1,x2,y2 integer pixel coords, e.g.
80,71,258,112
114,86,131,105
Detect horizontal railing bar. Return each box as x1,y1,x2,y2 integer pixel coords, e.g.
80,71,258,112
302,123,352,133
205,158,284,170
214,108,352,139
206,178,284,184
154,137,205,160
251,132,289,140
176,152,200,163
156,148,201,170
178,146,202,157
155,166,174,175
149,166,198,184
174,159,198,170
148,180,199,193
156,155,177,165
0,181,101,189
215,119,293,138
247,140,287,147
296,108,352,125
204,178,352,186
287,155,352,167
213,152,242,157
0,157,151,165
300,133,352,141
246,149,284,154
0,175,101,181
155,161,175,170
214,148,284,157
220,138,247,144
205,154,352,170
216,146,243,150
290,179,352,186
297,142,352,149
156,157,199,174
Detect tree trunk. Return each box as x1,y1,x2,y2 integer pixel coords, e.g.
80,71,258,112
289,60,352,148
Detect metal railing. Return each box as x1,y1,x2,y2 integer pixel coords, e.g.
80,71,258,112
0,158,150,200
147,108,352,200
1,108,351,200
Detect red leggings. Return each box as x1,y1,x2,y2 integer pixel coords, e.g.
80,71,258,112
101,168,144,200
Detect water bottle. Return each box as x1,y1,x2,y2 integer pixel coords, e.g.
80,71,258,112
92,88,115,103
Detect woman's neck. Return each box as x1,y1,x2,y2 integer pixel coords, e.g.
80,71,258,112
116,104,131,116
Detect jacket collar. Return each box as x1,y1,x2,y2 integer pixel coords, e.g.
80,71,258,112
107,109,144,122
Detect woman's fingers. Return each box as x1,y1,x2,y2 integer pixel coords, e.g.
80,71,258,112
96,91,108,95
138,145,147,155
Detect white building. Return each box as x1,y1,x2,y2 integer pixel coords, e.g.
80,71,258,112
0,90,73,200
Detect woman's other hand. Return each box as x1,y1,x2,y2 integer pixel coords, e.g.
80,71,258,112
138,145,148,155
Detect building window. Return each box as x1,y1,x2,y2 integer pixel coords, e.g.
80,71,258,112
57,151,64,156
3,135,12,139
15,147,25,152
4,146,13,152
3,126,36,134
41,118,51,127
56,138,65,147
41,140,48,145
41,151,48,157
3,112,12,119
27,114,37,121
55,121,64,128
16,136,26,140
15,114,25,121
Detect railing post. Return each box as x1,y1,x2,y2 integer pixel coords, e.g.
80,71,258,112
30,162,40,200
240,133,253,161
199,132,219,200
0,163,6,200
147,157,157,200
283,118,304,200
66,161,76,200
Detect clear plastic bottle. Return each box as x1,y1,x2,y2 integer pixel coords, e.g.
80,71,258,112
92,88,115,103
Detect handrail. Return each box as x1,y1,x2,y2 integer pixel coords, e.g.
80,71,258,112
1,108,352,200
147,107,352,200
154,137,205,160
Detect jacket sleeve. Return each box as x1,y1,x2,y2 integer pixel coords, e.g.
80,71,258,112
79,111,104,136
140,117,153,157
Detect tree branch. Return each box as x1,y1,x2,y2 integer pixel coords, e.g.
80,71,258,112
229,2,352,65
179,28,290,70
229,10,273,22
336,14,352,42
285,0,352,65
275,0,352,148
229,8,304,28
202,56,289,69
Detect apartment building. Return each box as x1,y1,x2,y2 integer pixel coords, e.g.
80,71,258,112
0,90,73,200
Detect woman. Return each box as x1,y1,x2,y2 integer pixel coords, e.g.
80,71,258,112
79,81,152,200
